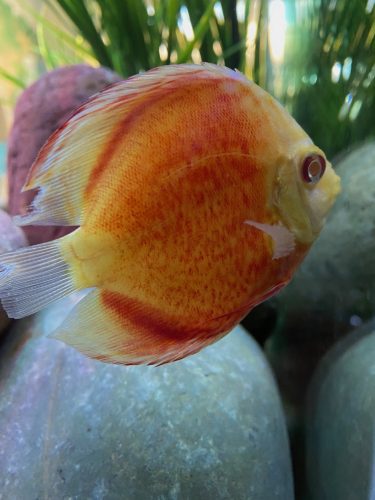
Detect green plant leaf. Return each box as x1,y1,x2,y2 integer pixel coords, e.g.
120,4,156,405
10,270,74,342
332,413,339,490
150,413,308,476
0,68,26,89
166,0,180,63
176,0,216,64
18,0,96,63
55,0,112,68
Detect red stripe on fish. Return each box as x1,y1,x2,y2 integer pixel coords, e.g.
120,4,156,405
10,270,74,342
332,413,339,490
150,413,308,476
97,289,255,365
84,99,149,197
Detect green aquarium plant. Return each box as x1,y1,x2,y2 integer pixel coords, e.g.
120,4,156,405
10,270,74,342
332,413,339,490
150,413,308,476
2,0,375,156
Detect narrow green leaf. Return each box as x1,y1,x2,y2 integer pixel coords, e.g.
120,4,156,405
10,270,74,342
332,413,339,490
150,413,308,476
0,68,26,89
177,0,216,63
238,0,253,71
220,0,241,68
95,0,150,75
36,20,58,70
166,0,180,63
185,0,217,63
55,0,112,68
18,1,96,63
222,39,247,60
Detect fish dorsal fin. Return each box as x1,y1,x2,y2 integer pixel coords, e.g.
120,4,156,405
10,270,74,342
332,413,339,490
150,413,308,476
16,64,243,227
245,220,295,259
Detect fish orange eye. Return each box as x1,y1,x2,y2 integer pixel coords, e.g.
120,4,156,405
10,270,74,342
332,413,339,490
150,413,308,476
301,154,326,184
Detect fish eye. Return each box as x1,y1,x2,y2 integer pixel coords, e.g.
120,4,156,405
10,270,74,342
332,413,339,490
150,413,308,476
301,154,326,184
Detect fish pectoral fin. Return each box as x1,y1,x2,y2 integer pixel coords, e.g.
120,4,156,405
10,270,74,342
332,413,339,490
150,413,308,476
244,220,295,259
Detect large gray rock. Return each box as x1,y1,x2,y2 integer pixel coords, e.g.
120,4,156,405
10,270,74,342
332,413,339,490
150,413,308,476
0,297,294,499
306,318,375,500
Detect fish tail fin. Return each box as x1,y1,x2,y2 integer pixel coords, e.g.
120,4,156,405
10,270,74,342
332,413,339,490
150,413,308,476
0,238,75,319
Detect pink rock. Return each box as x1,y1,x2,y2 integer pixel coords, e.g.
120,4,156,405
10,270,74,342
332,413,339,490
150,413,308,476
7,65,122,245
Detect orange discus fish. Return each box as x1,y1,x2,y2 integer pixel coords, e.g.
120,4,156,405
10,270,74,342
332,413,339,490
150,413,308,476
0,64,340,365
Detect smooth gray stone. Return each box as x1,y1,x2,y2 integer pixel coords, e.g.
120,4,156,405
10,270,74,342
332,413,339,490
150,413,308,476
306,318,375,500
0,296,294,500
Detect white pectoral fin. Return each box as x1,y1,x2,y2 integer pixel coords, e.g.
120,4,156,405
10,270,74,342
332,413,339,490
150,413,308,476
244,220,295,259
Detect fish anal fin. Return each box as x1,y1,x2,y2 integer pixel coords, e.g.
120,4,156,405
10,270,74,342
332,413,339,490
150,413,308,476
53,289,223,366
245,220,295,259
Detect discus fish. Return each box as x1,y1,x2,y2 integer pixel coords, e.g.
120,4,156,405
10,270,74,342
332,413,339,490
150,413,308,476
0,64,340,365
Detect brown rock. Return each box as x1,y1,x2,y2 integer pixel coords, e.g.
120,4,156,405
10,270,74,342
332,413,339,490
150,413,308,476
7,65,122,245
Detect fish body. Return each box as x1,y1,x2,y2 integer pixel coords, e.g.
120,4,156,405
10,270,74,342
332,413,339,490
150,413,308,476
0,64,340,365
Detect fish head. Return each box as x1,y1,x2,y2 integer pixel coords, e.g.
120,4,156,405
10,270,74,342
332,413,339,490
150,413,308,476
241,82,341,247
273,140,341,246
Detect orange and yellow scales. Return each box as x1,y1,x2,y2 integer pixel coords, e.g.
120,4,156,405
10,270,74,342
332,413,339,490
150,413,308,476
0,64,340,365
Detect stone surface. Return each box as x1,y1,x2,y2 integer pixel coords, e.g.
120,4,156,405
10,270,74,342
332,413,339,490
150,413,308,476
306,318,375,500
7,65,122,244
0,297,294,499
